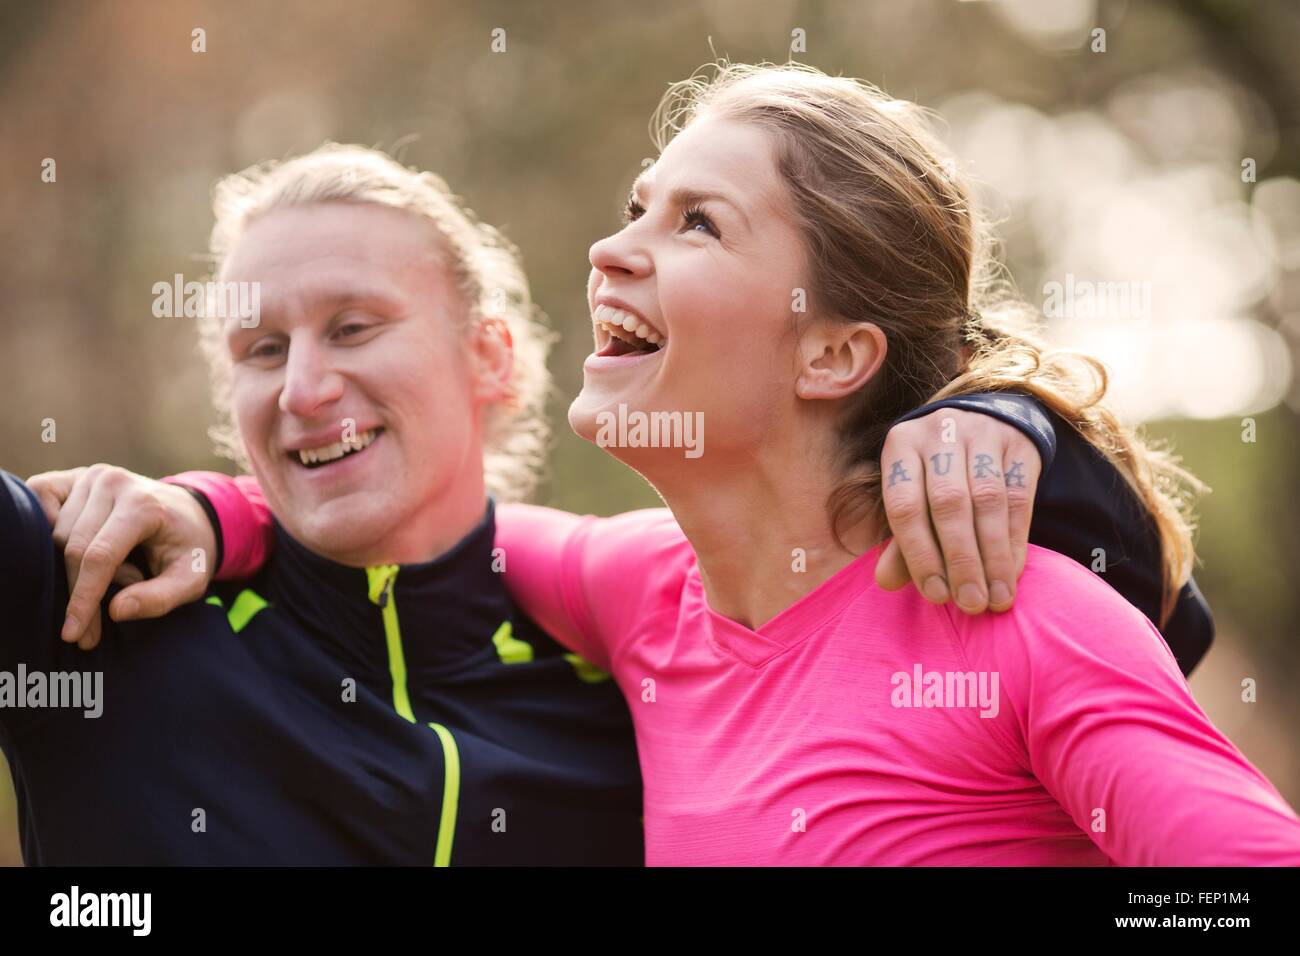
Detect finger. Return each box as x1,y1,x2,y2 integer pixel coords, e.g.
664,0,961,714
874,537,911,591
63,500,162,644
880,448,950,603
112,564,147,587
76,608,102,652
967,449,1017,612
925,445,990,614
59,482,118,642
26,468,84,527
108,561,206,622
1002,441,1041,580
49,471,94,551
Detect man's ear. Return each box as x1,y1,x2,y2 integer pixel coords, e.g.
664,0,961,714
794,320,887,401
468,316,514,405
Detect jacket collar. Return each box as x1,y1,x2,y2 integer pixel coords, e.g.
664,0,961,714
262,499,511,673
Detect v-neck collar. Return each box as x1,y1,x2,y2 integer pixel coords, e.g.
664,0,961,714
689,542,887,668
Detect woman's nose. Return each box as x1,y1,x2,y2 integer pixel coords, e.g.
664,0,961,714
589,227,653,280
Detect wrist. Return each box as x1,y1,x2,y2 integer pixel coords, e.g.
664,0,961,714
169,483,224,576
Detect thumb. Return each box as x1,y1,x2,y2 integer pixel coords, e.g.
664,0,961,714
874,538,911,591
111,564,147,587
108,564,207,621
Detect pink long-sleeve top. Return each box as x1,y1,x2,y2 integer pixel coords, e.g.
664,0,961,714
177,472,1300,866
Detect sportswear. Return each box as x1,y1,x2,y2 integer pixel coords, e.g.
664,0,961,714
497,505,1300,865
0,472,642,865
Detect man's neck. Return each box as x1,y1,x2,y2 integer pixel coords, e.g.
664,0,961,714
320,475,491,570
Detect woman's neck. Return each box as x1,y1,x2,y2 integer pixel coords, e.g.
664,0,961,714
651,448,887,630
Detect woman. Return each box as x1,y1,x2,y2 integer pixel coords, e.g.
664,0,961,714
36,63,1298,864
492,62,1300,864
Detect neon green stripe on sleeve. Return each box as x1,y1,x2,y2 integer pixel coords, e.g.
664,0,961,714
564,653,612,683
491,620,533,664
226,589,268,633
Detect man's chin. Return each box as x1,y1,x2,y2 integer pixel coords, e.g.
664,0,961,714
276,497,392,567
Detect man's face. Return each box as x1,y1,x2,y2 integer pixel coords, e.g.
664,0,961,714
220,202,494,566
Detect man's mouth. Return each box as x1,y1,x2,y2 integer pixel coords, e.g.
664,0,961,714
594,305,665,357
291,427,384,469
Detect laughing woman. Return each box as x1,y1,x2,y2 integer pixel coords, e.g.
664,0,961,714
493,63,1300,864
34,64,1300,864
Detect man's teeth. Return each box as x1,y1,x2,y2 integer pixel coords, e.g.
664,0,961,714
594,304,664,347
297,428,379,466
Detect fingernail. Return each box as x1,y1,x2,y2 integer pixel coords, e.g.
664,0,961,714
61,617,79,641
957,583,985,610
923,576,949,602
989,581,1012,608
117,597,139,618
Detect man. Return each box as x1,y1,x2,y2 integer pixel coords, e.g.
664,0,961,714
1,146,645,864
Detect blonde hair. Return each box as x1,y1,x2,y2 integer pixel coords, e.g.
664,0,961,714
653,63,1204,625
201,143,554,502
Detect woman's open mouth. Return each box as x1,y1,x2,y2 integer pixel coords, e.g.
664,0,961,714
291,427,384,470
593,305,666,357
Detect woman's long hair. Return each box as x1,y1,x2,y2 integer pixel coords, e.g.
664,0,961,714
652,62,1204,625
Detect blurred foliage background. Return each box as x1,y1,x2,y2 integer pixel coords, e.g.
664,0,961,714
2,0,1298,865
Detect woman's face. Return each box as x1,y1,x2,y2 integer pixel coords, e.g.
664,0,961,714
569,115,814,470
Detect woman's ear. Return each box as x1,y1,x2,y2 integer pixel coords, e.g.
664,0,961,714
468,316,514,405
795,320,887,400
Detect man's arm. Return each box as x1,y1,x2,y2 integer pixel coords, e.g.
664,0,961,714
0,471,69,736
1028,405,1214,675
890,392,1213,675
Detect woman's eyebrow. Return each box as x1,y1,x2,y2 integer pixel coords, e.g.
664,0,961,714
630,178,751,229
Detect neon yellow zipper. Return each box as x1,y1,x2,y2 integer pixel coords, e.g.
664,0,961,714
366,565,414,722
365,564,460,866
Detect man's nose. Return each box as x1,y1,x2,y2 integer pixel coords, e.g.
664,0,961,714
278,337,345,418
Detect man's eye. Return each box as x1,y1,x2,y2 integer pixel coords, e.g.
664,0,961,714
336,322,368,338
249,341,284,359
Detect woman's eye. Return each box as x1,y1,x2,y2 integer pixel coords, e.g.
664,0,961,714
682,206,720,239
622,198,718,238
623,199,645,224
249,341,284,359
336,322,368,338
